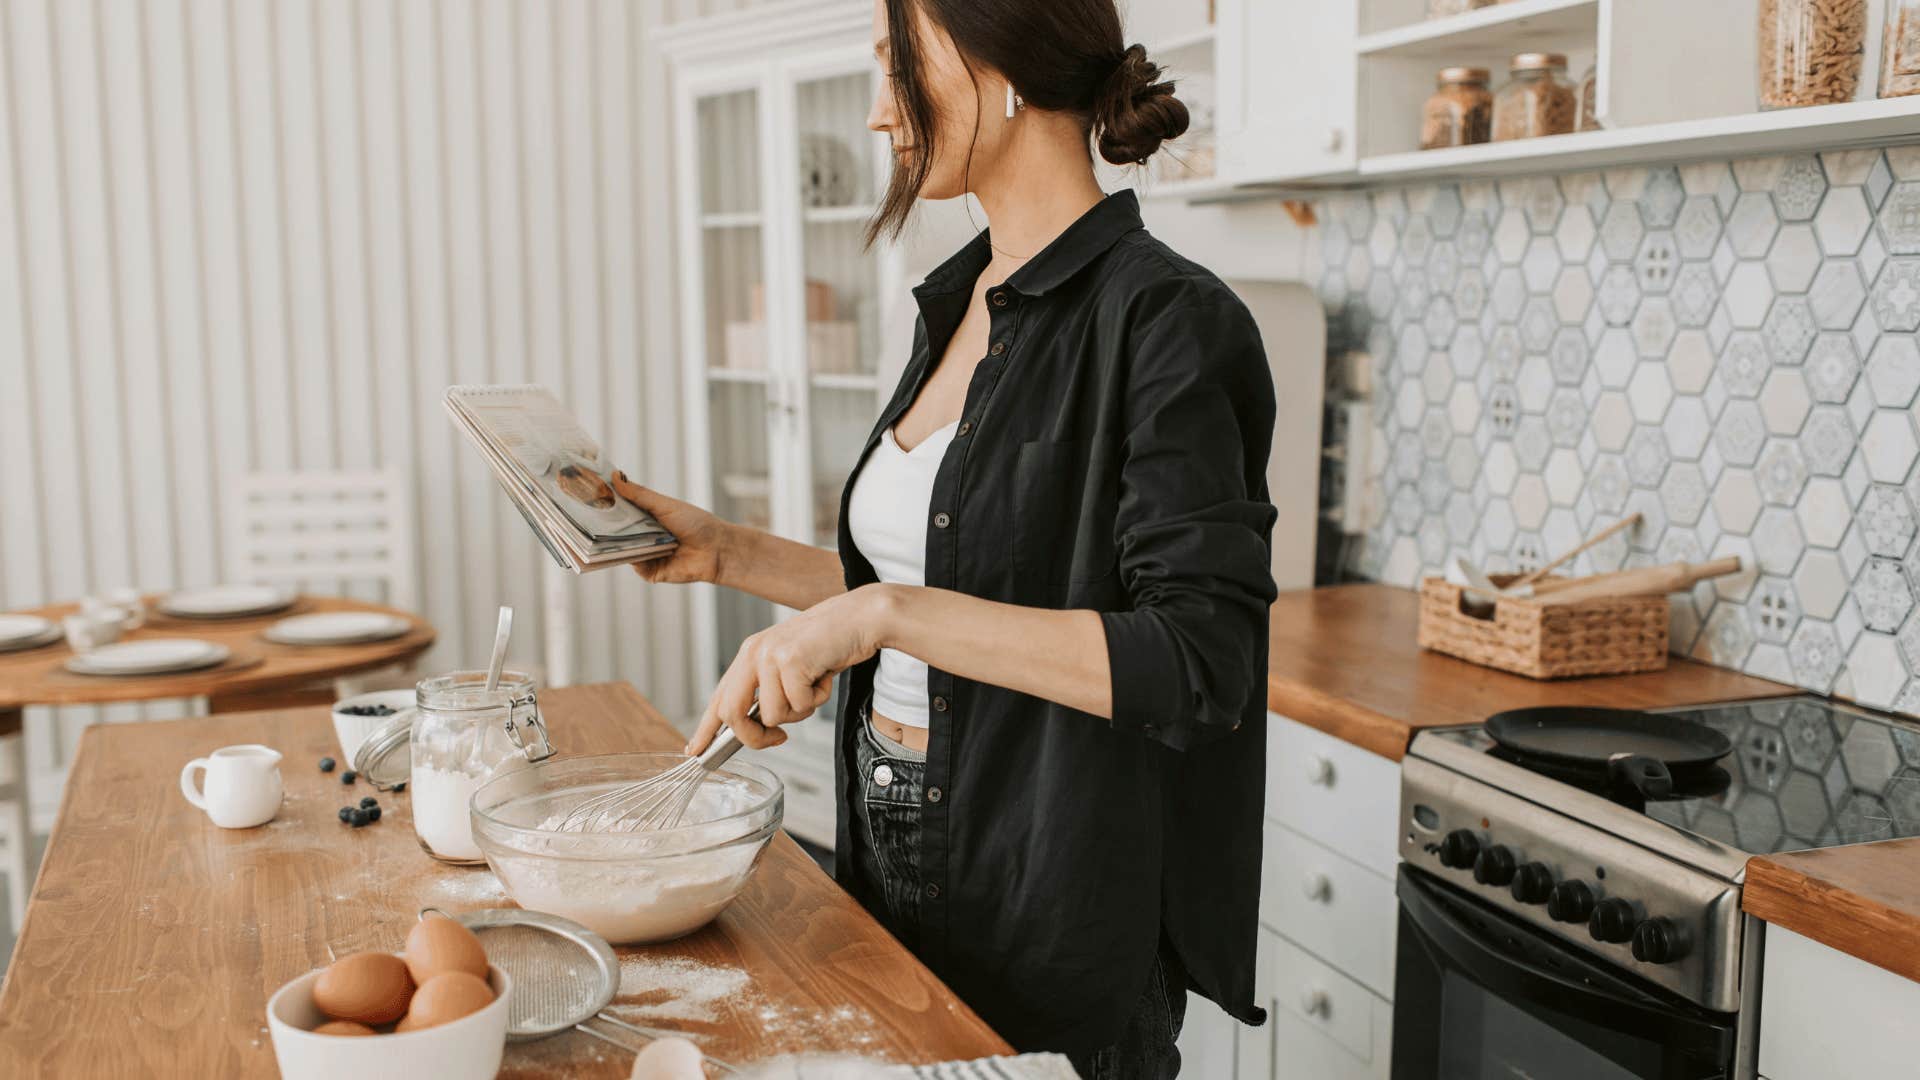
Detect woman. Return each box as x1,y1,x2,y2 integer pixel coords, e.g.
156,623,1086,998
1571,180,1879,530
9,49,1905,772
610,1,1277,1074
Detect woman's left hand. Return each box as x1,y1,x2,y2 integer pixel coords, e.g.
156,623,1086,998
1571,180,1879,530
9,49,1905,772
686,584,892,754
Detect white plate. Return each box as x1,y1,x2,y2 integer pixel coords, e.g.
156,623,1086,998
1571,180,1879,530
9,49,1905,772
65,639,231,676
0,623,62,653
0,614,54,644
264,612,411,646
159,584,297,619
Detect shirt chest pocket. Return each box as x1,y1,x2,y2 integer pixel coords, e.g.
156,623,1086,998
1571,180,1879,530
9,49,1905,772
1012,439,1120,596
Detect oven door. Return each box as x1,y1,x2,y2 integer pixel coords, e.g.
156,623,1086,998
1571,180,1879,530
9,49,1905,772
1392,865,1737,1080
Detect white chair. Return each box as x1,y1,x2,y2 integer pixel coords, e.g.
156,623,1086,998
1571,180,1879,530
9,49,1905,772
225,468,421,703
0,707,28,933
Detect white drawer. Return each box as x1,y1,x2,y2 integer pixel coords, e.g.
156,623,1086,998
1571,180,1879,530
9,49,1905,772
1267,710,1401,877
1261,820,1397,999
1238,927,1391,1080
1760,925,1920,1080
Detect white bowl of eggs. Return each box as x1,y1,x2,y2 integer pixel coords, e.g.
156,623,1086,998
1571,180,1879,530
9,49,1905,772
267,912,511,1080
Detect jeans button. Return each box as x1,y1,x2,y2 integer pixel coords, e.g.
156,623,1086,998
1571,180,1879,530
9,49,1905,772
927,786,943,803
873,763,894,788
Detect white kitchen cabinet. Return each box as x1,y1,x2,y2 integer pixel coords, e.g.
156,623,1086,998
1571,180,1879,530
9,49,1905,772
1266,710,1402,878
1758,925,1920,1080
1237,926,1393,1080
1214,0,1358,184
662,2,904,848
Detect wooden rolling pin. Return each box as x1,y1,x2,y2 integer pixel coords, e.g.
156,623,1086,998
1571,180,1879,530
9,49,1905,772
1534,556,1743,604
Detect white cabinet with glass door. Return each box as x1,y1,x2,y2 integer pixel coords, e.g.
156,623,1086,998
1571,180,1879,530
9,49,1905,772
667,3,902,850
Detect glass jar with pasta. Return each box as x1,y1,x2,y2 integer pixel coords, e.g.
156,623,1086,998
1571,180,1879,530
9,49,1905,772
1883,0,1920,97
1760,0,1867,107
1492,53,1577,141
1421,67,1494,150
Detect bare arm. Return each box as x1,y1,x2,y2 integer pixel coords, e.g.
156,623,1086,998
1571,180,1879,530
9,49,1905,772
867,583,1112,718
712,524,848,612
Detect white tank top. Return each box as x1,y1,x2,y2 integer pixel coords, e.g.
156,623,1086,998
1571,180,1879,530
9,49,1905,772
847,418,960,729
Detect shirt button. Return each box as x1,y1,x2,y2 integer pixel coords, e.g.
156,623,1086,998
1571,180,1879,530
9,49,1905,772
932,695,949,712
957,421,972,436
873,763,894,788
933,512,951,529
927,786,944,803
990,291,1009,308
989,341,1007,356
924,883,941,899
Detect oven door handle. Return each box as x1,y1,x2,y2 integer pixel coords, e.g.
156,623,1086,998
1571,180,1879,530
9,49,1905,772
1399,868,1732,1052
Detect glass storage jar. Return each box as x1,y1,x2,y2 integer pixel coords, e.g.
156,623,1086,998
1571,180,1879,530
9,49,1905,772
410,670,553,864
1760,0,1867,107
1491,53,1577,141
1576,64,1601,130
1427,0,1494,16
1882,0,1920,97
1421,67,1494,150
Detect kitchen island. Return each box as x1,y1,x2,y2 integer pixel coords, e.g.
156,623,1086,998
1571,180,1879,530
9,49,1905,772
0,682,1009,1076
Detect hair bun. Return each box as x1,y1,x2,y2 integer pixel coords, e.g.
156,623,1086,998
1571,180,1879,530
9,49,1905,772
1093,44,1190,166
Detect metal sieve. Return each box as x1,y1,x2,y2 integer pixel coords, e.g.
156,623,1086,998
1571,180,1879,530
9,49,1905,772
433,906,738,1074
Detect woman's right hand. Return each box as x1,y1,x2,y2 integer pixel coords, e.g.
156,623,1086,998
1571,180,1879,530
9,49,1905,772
609,471,736,586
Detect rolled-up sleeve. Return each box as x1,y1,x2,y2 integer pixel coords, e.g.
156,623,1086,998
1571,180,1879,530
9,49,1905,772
1100,297,1280,750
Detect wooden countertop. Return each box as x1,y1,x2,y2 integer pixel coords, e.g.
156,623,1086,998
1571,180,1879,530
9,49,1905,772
1745,842,1920,984
0,682,1009,1076
1266,583,1796,760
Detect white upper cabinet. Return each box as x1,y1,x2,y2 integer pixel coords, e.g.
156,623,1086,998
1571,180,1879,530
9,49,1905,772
1215,0,1359,183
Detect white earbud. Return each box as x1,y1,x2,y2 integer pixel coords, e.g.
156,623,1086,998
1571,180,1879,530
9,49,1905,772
1005,82,1023,119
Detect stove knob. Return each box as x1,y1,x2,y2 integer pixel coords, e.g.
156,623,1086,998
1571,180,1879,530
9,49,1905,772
1588,898,1639,943
1547,880,1596,923
1631,917,1689,964
1438,830,1481,870
1473,844,1517,887
1510,862,1555,904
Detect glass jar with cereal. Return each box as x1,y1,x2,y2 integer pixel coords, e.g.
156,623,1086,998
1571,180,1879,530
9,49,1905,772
1492,53,1577,141
1421,67,1494,150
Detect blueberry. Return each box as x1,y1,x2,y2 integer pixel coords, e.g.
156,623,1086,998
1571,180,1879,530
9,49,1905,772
342,770,357,785
392,782,406,793
349,808,370,827
338,807,353,822
318,757,336,773
366,806,381,822
373,705,395,716
359,796,377,809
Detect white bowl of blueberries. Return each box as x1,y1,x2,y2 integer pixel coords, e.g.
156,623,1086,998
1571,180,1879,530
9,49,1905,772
332,689,415,773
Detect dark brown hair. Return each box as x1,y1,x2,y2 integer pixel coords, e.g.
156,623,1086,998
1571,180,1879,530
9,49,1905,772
867,0,1188,245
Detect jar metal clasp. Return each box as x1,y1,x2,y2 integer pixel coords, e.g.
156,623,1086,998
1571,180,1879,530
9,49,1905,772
503,691,554,762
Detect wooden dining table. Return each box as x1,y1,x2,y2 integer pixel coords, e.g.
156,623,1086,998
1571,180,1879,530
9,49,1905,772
0,681,1012,1075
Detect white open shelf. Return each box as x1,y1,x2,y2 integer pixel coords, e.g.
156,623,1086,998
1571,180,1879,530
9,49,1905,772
707,366,770,383
1359,94,1920,181
700,211,762,229
1357,0,1597,57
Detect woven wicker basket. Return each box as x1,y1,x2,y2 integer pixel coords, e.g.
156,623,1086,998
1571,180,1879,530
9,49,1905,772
1417,575,1670,679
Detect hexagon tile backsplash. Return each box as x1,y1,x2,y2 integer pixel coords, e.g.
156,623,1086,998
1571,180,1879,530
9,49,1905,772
1308,147,1920,717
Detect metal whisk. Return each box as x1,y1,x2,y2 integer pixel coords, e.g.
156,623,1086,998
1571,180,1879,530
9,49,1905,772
553,702,754,833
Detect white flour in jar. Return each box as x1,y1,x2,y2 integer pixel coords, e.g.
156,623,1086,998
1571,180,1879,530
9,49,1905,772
412,764,489,861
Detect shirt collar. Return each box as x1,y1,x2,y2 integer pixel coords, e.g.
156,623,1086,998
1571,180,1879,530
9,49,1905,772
913,189,1144,300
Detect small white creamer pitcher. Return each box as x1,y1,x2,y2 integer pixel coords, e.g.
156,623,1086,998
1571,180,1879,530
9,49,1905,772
180,744,284,828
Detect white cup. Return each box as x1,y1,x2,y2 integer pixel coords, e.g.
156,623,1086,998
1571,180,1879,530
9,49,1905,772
104,587,146,630
63,611,125,654
180,744,284,828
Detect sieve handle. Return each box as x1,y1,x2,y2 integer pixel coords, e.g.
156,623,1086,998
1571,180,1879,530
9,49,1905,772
574,1014,739,1074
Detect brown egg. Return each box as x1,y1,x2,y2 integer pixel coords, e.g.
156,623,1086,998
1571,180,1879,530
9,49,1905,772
403,914,489,985
311,1020,378,1037
396,971,494,1033
312,952,414,1026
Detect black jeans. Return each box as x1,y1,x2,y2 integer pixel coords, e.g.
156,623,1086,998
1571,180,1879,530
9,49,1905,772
850,696,1186,1078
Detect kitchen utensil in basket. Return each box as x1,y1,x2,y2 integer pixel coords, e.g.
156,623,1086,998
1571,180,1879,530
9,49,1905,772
440,906,737,1074
554,703,756,833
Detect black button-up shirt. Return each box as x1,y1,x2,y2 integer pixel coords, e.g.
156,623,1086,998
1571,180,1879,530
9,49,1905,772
832,191,1279,1053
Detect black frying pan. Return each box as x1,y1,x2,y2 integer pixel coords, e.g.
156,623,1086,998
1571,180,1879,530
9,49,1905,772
1484,706,1732,798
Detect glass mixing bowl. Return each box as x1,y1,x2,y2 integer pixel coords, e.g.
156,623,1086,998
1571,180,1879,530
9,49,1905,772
469,753,783,944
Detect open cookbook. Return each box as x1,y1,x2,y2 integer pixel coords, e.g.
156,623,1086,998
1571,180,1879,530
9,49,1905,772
444,385,677,573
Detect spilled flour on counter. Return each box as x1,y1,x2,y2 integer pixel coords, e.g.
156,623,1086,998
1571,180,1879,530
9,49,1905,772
612,954,751,1022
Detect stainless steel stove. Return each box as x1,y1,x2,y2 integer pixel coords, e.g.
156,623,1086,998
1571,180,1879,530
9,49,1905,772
1390,695,1920,1080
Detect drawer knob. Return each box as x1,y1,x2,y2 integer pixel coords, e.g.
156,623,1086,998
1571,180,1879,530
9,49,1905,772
1304,754,1336,786
1301,871,1333,902
1299,987,1331,1018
